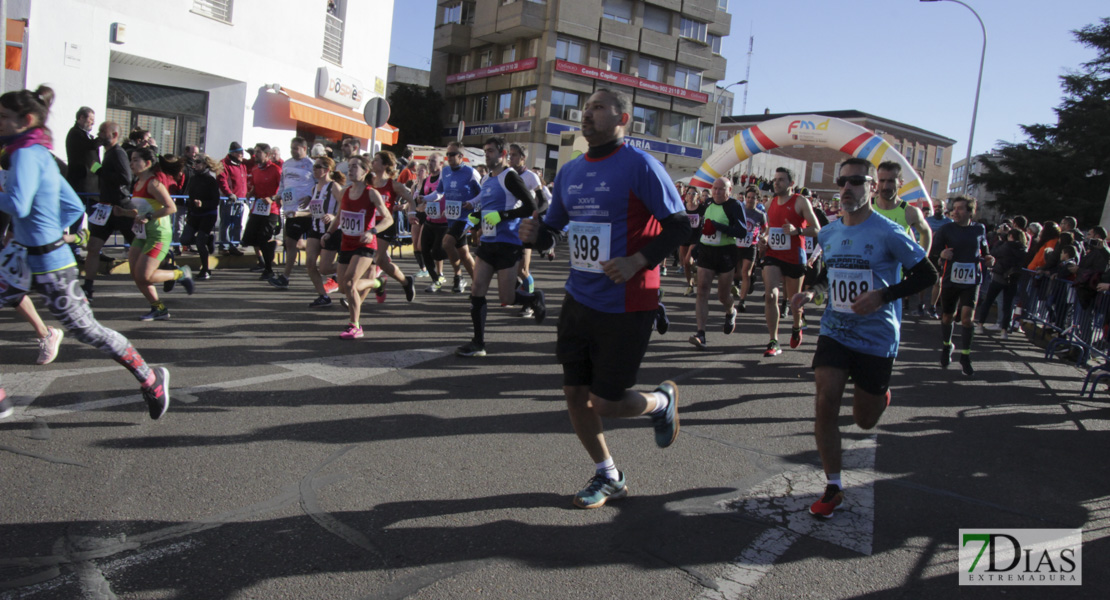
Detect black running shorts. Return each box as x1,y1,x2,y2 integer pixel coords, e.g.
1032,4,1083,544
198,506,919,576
557,293,656,402
811,335,895,396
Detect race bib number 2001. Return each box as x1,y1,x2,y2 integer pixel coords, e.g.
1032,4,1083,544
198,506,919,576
339,210,366,237
568,221,611,273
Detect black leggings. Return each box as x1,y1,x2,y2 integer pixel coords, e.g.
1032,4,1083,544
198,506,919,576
420,223,449,280
182,215,218,271
2,266,153,387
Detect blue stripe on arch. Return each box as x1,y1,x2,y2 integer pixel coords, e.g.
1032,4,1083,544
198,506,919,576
856,136,882,159
902,189,926,201
741,129,762,156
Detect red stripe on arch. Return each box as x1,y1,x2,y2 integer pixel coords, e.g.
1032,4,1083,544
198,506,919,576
751,126,778,150
840,133,873,155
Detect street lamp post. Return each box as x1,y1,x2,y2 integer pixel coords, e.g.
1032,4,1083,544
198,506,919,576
712,79,748,149
921,0,986,196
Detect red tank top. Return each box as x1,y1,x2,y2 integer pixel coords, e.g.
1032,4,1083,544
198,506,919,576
765,194,808,264
374,178,397,213
338,185,379,252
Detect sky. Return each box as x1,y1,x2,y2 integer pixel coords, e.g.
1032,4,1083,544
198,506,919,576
389,1,1107,166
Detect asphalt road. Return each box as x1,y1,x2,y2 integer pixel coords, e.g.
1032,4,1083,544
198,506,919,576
1,250,1107,599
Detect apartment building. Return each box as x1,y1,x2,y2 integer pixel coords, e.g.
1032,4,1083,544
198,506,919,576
430,0,732,177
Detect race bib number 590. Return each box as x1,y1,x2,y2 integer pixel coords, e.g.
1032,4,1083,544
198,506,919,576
568,221,611,273
768,227,790,251
829,268,873,313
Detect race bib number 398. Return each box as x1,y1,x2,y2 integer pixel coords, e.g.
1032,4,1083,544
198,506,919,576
568,221,611,273
829,268,873,313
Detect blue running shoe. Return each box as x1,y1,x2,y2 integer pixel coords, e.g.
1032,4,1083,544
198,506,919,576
573,471,628,509
650,380,679,448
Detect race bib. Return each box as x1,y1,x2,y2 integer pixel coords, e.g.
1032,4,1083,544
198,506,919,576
804,235,816,254
0,243,31,291
738,225,759,248
89,203,112,226
426,200,441,219
445,200,462,221
950,261,978,285
132,220,146,239
281,190,293,205
768,227,790,251
686,213,701,229
568,221,611,273
829,268,873,313
701,228,721,245
339,210,366,237
251,198,271,216
309,197,325,218
481,211,497,238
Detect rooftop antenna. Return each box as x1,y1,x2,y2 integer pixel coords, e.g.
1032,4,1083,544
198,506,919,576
741,28,753,115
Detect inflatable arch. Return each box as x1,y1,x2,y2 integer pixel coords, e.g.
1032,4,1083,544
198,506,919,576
688,114,932,208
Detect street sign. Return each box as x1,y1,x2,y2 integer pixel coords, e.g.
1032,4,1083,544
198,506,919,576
362,97,390,128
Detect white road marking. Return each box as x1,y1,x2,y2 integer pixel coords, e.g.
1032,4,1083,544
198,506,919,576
701,435,879,599
6,348,452,421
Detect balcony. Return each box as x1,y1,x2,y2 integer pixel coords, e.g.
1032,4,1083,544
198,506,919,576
708,9,731,36
681,0,716,22
599,17,639,51
475,0,546,44
322,13,344,65
434,22,473,53
644,0,681,10
676,37,713,71
640,28,677,60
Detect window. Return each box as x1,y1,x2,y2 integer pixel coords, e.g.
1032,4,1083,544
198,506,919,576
633,106,661,137
708,34,722,55
191,0,233,24
812,162,824,183
322,4,345,65
643,5,670,33
520,89,537,118
916,147,925,169
600,47,627,73
931,180,940,198
905,146,914,164
477,50,493,68
473,95,488,121
502,46,516,63
442,2,475,25
602,0,633,23
934,146,943,166
556,38,587,64
668,113,699,144
895,142,903,155
675,66,702,91
497,92,512,119
638,57,663,82
718,0,729,9
680,18,708,43
452,98,466,121
549,90,581,120
699,123,713,150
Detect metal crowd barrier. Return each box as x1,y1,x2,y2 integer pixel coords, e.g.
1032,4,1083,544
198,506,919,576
1012,268,1110,397
77,193,244,249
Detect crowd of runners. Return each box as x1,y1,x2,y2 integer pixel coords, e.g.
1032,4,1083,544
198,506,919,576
2,84,1097,517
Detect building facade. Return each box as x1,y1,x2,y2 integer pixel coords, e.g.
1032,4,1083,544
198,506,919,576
7,0,396,161
950,151,1002,221
431,0,732,178
718,110,956,203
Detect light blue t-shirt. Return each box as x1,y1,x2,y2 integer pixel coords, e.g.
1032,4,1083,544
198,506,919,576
818,211,927,358
0,144,84,273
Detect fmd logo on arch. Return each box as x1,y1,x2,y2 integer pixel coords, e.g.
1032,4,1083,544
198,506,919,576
959,529,1082,586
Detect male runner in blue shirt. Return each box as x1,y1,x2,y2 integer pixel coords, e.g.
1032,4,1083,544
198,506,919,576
519,88,691,509
791,158,937,518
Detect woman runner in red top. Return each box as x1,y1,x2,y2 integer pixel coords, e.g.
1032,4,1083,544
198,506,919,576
322,155,393,339
367,151,417,303
305,156,345,307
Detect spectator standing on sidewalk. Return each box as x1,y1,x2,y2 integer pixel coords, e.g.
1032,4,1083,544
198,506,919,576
218,142,248,255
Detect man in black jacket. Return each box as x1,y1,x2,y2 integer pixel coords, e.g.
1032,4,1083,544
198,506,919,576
82,122,135,300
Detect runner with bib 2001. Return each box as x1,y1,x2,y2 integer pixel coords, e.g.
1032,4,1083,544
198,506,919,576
519,88,690,510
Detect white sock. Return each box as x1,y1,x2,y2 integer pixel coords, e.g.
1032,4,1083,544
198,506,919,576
648,391,669,414
827,474,842,490
595,457,619,481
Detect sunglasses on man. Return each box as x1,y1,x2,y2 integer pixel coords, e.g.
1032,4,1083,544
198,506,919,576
835,175,873,187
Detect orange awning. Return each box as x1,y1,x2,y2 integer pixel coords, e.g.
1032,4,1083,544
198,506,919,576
278,87,398,144
6,19,25,71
